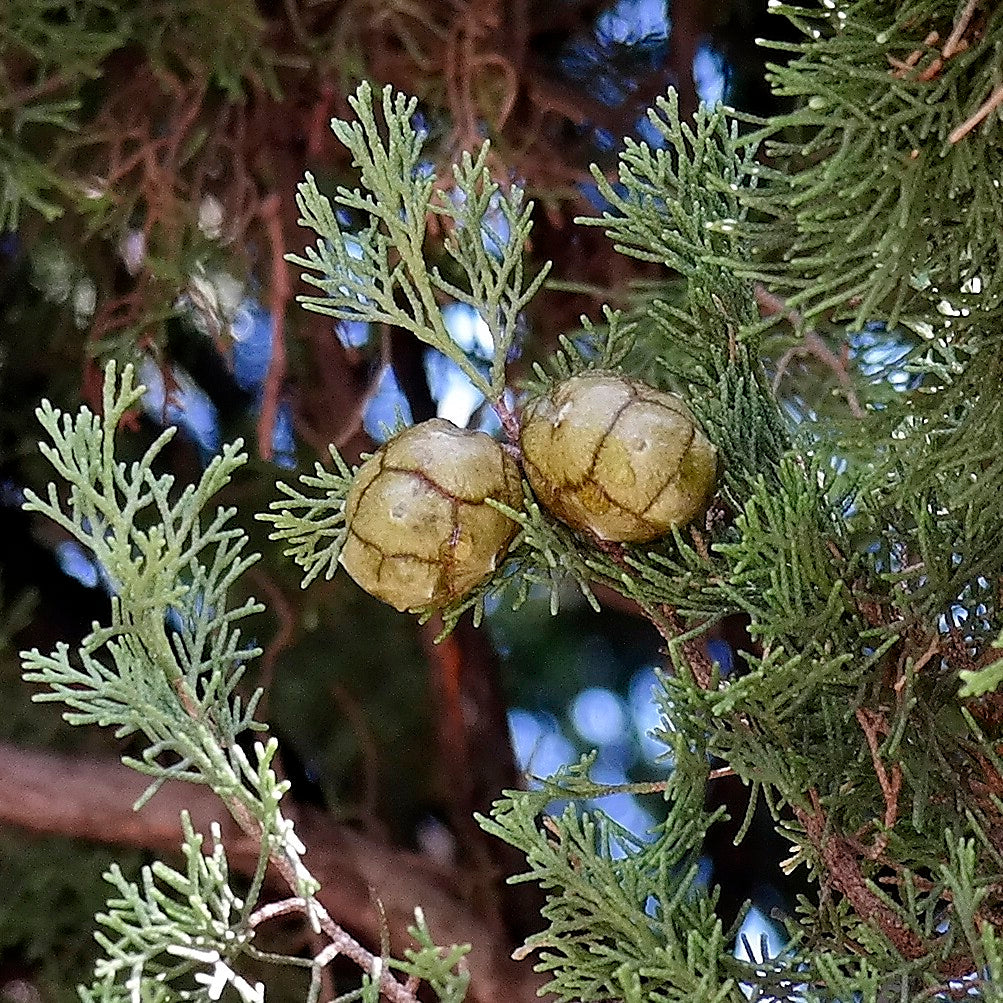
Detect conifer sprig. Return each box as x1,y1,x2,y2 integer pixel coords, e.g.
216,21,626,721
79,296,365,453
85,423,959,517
289,81,549,404
738,1,1003,327
580,90,763,385
581,91,754,277
527,307,638,392
20,363,265,796
20,364,470,1003
83,815,261,1003
260,443,356,588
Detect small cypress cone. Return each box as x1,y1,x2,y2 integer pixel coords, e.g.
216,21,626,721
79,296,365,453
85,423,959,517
340,419,522,611
520,372,717,543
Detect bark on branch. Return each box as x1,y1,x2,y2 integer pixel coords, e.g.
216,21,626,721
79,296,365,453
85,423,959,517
0,742,544,1003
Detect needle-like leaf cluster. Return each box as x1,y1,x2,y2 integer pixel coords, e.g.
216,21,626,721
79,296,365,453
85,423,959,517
289,82,549,402
734,1,1003,329
21,364,470,1002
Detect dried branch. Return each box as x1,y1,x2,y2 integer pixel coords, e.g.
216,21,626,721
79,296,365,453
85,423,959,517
950,82,1003,143
854,707,902,858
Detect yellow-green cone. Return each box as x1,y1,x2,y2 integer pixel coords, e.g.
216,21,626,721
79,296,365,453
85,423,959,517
340,419,523,611
520,373,717,543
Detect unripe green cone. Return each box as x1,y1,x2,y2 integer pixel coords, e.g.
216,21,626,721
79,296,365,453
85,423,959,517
520,373,717,543
340,419,523,611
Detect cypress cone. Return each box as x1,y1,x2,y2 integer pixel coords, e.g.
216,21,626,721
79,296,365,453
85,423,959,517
520,372,717,543
340,419,522,611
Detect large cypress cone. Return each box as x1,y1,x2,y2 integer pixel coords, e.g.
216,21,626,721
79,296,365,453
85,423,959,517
520,372,717,543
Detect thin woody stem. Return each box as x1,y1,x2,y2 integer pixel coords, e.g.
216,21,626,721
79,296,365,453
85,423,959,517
173,673,422,1003
950,83,1003,143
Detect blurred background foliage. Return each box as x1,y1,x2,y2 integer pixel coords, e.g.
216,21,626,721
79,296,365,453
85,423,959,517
0,1,870,999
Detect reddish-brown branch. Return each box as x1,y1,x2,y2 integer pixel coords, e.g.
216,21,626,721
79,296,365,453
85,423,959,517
854,707,902,858
493,395,521,445
665,0,709,121
0,742,544,1003
795,791,927,960
586,535,717,686
419,614,548,942
293,313,374,463
889,1,978,81
950,83,1003,144
257,193,291,461
888,30,940,79
943,0,979,58
795,795,982,981
307,80,337,159
659,604,715,688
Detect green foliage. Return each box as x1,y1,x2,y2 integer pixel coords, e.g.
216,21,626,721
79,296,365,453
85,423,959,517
83,815,260,1003
393,913,471,1003
20,364,471,1003
289,82,550,402
21,364,266,800
962,628,1003,697
0,0,281,232
527,307,639,393
271,70,1003,998
477,14,1003,999
0,0,123,229
16,2,1003,999
577,93,792,509
480,748,753,1003
736,1,1003,328
271,86,793,641
581,91,762,386
261,445,356,589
